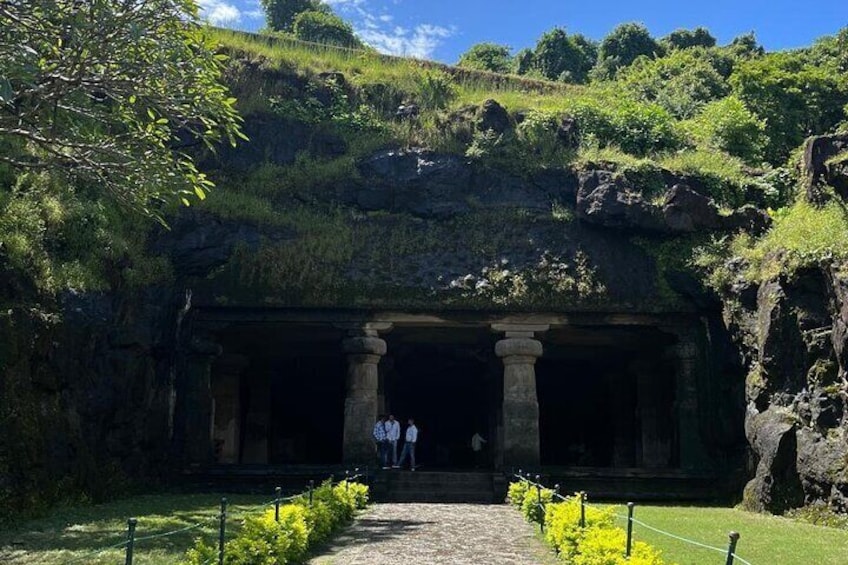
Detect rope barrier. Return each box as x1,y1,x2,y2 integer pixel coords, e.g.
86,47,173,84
732,553,753,565
132,520,210,543
629,517,728,556
61,538,130,565
50,468,367,563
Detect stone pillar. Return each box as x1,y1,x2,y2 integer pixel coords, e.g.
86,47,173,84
633,360,671,468
211,354,248,464
609,371,636,468
241,370,271,464
182,334,222,466
493,324,547,468
340,323,391,464
669,328,710,471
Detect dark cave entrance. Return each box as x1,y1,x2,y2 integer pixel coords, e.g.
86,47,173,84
384,327,499,469
203,318,699,471
536,327,678,469
211,324,347,465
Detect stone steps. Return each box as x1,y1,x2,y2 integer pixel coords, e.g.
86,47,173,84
370,470,504,504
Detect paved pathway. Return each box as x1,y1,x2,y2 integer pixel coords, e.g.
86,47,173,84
307,503,559,565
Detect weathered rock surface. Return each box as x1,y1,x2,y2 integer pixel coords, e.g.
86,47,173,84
717,137,848,514
724,266,848,513
803,133,848,202
0,288,183,513
576,171,665,231
662,184,722,232
576,173,770,234
476,99,511,133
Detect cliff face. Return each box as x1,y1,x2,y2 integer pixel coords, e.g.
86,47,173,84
720,134,848,514
1,105,749,516
0,288,182,514
2,51,842,518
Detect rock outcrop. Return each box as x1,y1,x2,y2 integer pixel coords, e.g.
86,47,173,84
720,134,848,514
803,133,848,202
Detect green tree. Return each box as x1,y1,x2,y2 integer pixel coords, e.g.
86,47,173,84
261,0,328,32
293,10,361,47
0,0,244,215
618,48,729,118
593,22,662,79
661,27,716,50
806,26,848,73
730,51,848,163
532,28,597,83
683,96,767,162
725,32,765,60
513,48,536,75
457,43,513,73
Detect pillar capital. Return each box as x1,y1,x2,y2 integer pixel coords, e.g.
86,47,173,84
495,337,543,359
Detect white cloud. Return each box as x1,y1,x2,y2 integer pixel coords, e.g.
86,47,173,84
198,0,242,25
357,23,453,58
324,0,453,59
243,0,265,19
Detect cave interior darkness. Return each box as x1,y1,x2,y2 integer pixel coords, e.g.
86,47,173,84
209,322,681,469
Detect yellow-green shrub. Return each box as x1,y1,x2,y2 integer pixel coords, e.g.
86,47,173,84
545,495,615,557
520,484,554,523
226,507,309,565
508,480,531,506
507,482,668,565
335,480,369,510
573,527,665,565
182,481,370,565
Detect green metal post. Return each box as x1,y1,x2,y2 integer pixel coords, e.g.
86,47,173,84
580,492,586,528
218,498,227,565
309,480,314,506
275,487,281,522
725,531,740,565
124,518,137,565
626,502,635,558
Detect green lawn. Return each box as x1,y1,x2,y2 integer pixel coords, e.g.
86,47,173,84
604,504,848,565
0,493,271,565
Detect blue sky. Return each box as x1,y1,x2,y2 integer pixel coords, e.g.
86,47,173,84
199,0,848,62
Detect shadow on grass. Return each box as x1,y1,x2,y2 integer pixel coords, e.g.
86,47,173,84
0,492,267,564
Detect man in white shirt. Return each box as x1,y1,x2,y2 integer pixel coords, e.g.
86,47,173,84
394,418,418,470
385,414,401,467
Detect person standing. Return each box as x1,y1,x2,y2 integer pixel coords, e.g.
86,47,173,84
385,414,401,467
373,415,389,469
471,431,487,468
394,418,418,471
